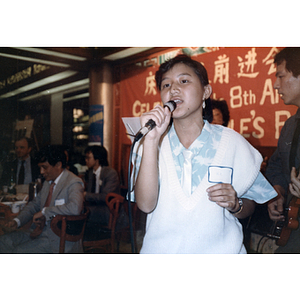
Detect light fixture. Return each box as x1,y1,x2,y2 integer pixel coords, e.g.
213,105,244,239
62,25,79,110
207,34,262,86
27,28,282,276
13,47,87,61
0,52,70,67
103,47,153,60
0,70,78,99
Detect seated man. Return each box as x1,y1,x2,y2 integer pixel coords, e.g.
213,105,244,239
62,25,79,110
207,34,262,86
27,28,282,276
0,145,84,253
0,137,40,187
84,145,120,224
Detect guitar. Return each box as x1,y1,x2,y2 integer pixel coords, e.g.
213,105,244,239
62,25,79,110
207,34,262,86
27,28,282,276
269,195,300,246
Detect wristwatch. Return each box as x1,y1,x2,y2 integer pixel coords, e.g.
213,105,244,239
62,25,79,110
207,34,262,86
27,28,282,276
230,198,244,215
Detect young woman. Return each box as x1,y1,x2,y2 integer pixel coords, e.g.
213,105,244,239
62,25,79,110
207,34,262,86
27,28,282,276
133,54,277,253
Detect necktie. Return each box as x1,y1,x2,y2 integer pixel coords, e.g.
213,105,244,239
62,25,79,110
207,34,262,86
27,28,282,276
30,182,55,239
18,160,25,184
91,173,96,193
181,149,193,196
44,182,55,207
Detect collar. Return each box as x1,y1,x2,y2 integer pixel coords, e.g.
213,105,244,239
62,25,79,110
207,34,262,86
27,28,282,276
51,169,64,186
169,120,211,157
295,107,300,119
94,166,101,176
18,156,30,164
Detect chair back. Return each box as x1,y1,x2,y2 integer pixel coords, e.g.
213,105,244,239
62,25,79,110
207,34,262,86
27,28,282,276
51,207,90,253
106,193,124,231
83,193,124,253
0,203,11,218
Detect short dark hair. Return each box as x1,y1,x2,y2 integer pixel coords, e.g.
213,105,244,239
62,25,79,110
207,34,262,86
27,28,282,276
155,54,209,91
155,54,212,122
274,47,300,77
36,145,67,168
211,99,230,127
84,145,108,166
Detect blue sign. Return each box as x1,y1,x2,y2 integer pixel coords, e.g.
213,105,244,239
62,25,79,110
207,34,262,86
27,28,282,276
89,105,103,144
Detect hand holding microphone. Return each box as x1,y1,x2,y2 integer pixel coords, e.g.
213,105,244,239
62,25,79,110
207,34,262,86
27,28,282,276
134,101,177,142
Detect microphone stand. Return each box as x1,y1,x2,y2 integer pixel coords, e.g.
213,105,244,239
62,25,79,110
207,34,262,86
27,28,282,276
126,138,137,253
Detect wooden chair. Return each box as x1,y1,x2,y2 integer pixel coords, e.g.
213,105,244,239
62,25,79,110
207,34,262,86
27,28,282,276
50,207,90,253
0,203,12,218
83,193,124,253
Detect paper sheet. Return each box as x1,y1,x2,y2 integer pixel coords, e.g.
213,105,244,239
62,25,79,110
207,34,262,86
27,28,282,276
122,117,141,143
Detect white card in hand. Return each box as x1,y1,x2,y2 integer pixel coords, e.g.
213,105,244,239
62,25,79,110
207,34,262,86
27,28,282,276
208,166,233,184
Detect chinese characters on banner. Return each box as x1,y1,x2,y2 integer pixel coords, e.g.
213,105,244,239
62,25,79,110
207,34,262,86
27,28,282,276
118,47,297,148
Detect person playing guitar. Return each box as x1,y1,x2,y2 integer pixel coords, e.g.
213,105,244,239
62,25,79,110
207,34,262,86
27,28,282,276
266,47,300,253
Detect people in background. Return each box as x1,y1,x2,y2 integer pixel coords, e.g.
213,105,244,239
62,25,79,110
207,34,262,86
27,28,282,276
210,99,230,127
61,145,78,176
265,47,300,253
0,145,84,253
132,54,277,254
0,137,40,187
84,145,120,224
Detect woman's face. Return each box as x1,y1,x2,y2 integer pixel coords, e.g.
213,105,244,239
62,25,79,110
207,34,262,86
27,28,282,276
160,63,211,120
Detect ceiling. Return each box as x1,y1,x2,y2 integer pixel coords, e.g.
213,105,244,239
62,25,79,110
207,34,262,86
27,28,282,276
0,47,169,102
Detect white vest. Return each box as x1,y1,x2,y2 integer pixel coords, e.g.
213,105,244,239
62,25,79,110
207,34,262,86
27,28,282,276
140,127,262,254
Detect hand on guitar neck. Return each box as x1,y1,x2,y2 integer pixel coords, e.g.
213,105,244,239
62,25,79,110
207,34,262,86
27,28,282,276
268,167,300,221
268,185,286,222
268,168,300,247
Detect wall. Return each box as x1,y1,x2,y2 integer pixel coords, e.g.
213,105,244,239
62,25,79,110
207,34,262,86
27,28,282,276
114,47,297,186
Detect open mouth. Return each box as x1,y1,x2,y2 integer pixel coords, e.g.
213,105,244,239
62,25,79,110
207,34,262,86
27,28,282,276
172,99,183,104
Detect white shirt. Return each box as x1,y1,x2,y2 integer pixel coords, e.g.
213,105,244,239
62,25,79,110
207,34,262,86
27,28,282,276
14,170,65,227
94,166,102,193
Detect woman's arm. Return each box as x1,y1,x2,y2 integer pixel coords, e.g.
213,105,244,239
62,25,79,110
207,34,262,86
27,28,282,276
134,105,172,213
135,138,160,213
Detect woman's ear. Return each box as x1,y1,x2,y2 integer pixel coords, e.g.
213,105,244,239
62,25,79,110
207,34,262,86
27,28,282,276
204,84,212,99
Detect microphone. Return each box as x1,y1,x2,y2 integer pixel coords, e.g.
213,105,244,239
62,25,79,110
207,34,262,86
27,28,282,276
134,100,177,142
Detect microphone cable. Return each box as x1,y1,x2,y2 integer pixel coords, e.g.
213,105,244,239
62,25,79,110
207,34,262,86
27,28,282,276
126,100,177,253
126,138,137,253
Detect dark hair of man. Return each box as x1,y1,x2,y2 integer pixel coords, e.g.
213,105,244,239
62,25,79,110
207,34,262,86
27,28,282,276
155,54,213,122
211,99,230,127
36,145,67,168
84,145,109,166
274,47,300,78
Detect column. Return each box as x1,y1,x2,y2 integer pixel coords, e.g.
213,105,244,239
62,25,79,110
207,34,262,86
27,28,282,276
89,63,113,164
50,92,63,144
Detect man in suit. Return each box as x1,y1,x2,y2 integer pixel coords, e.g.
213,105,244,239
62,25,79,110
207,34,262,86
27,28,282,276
84,145,120,224
0,137,40,187
0,145,84,253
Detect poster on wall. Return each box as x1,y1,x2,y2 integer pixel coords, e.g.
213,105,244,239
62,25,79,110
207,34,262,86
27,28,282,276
119,47,297,148
89,104,103,145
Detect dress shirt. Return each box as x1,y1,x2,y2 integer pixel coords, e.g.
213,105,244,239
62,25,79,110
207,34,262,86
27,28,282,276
14,170,64,227
94,166,102,194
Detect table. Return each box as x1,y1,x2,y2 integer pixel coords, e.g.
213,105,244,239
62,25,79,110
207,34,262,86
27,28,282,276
0,193,29,235
0,203,18,235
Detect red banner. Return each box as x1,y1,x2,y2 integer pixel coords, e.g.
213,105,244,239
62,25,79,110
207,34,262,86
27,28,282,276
119,47,297,147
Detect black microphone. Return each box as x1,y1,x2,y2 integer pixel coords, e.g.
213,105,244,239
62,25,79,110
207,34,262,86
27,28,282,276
134,101,177,142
